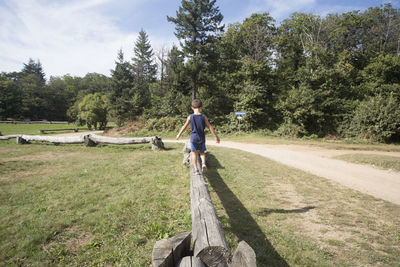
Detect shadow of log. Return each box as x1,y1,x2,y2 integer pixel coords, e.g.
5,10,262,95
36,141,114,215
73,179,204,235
205,153,291,267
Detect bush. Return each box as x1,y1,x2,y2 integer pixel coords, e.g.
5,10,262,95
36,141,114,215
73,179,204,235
77,93,109,129
274,119,306,138
347,93,400,142
144,116,186,132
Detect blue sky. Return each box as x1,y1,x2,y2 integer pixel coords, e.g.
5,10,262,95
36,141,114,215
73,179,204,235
0,0,398,78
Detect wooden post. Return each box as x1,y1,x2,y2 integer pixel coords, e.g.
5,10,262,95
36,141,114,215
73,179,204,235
151,136,165,150
16,136,28,144
230,241,257,267
152,232,191,267
182,142,191,165
84,135,97,147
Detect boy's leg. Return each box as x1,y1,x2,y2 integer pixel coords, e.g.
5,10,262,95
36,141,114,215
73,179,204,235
200,151,207,172
192,151,199,171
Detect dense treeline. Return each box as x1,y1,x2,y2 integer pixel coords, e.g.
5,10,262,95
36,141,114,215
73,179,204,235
1,1,399,142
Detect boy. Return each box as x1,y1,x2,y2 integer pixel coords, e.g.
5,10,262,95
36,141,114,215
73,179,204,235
176,99,220,174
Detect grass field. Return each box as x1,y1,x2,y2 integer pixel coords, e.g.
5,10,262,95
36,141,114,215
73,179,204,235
333,154,400,172
1,126,400,266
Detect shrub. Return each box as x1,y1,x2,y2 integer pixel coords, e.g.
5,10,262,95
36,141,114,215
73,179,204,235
347,93,400,142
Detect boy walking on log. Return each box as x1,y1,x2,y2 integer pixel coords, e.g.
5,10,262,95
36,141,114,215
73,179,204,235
176,99,220,174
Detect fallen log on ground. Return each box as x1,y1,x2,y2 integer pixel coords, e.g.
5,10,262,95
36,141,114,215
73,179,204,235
16,135,85,144
85,134,164,150
12,133,164,150
39,128,79,134
0,135,21,140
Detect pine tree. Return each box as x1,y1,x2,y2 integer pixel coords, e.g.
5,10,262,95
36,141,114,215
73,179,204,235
131,30,156,114
167,0,224,99
132,30,157,83
110,49,135,125
21,58,46,85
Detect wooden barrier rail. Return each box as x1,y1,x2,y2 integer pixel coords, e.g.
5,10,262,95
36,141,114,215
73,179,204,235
39,128,79,134
0,134,164,150
152,143,256,266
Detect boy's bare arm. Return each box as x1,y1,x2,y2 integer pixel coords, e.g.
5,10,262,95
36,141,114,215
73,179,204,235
205,116,220,143
176,116,191,140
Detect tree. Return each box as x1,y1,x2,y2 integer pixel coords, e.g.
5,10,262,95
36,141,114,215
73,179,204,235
132,30,157,83
0,73,21,120
21,58,46,86
110,49,135,125
131,30,156,115
77,93,109,130
167,0,224,99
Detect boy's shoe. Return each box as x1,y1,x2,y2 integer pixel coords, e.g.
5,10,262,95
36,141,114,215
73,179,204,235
193,169,200,175
202,163,207,173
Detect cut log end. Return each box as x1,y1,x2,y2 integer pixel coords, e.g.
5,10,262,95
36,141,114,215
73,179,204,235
197,246,231,267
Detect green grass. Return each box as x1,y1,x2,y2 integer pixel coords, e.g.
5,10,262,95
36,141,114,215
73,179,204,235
216,132,400,152
204,147,400,266
0,141,191,266
334,154,400,172
1,125,400,265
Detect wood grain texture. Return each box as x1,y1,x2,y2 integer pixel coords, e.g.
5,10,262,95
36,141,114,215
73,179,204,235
190,159,231,266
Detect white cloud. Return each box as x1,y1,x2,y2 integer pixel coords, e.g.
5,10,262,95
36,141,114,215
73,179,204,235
0,0,144,77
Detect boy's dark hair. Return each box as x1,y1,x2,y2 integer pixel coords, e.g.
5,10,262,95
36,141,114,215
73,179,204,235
192,99,203,108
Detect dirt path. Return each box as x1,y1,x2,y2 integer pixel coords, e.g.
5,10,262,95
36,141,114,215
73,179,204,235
166,139,400,205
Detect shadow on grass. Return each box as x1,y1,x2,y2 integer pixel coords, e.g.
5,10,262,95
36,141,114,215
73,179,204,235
256,206,315,216
205,153,309,266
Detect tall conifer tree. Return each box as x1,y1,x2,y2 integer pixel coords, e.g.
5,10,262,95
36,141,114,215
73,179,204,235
167,0,224,99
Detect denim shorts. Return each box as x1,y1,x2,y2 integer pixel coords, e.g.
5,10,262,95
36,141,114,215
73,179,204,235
190,142,206,152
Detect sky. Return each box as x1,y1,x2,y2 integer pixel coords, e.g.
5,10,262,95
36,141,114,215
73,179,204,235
0,0,398,78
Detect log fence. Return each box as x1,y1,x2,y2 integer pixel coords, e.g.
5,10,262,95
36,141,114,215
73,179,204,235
152,142,256,267
0,134,164,150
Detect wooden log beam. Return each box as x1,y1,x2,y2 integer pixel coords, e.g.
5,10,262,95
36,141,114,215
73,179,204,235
0,135,21,140
87,134,164,150
39,128,79,134
190,161,231,266
177,256,206,267
17,134,85,144
152,232,191,267
88,134,153,144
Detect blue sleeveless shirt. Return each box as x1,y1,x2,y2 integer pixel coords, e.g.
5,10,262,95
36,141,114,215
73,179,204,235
190,114,205,144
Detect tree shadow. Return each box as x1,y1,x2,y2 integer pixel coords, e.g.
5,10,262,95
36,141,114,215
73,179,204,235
205,153,313,266
255,206,315,216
